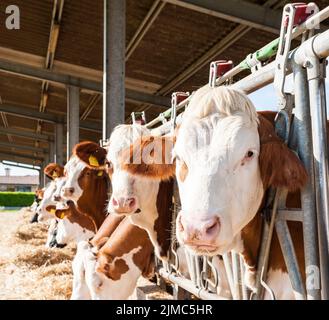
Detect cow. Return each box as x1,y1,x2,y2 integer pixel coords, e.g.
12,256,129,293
60,141,109,231
121,86,309,299
72,215,154,300
30,188,45,223
105,124,174,259
37,163,66,223
45,200,96,245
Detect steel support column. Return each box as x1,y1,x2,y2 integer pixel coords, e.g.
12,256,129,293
55,123,64,165
103,0,125,140
67,85,80,159
49,141,55,163
292,60,321,300
39,163,45,188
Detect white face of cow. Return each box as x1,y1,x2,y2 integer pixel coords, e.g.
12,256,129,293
37,177,67,222
61,156,87,203
106,124,154,217
175,87,264,256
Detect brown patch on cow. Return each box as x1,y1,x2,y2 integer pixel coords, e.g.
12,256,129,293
120,135,176,181
241,191,305,281
96,254,130,281
76,167,109,230
258,114,307,191
73,141,107,168
154,179,174,258
96,217,154,281
90,214,125,247
35,188,44,200
44,163,64,180
179,161,188,182
241,112,307,280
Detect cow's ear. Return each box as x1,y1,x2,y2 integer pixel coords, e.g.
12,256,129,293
258,116,307,191
44,163,64,179
46,205,57,214
73,141,107,168
120,135,176,181
54,209,69,219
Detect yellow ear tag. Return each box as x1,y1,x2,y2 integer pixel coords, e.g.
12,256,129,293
97,170,103,177
59,212,65,219
89,155,99,167
52,172,58,178
50,208,56,214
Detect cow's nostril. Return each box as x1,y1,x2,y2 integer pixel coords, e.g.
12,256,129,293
205,218,220,235
112,197,118,206
127,198,136,208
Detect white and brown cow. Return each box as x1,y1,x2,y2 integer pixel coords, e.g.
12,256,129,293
106,124,175,260
72,215,154,300
37,163,66,223
61,141,109,231
122,86,308,299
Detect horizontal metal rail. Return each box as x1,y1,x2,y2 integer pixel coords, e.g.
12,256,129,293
159,268,228,300
146,7,329,129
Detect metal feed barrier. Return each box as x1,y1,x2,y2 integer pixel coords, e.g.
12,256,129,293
141,3,329,300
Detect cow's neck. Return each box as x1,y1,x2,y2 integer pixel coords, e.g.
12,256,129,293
77,181,108,230
130,179,174,260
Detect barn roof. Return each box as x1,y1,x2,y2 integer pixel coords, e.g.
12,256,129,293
0,0,328,166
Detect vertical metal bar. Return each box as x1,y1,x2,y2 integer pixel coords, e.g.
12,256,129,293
232,252,241,300
240,255,249,300
66,85,80,160
49,141,55,163
39,164,45,188
223,253,237,299
55,123,64,165
306,57,329,299
292,59,321,300
103,0,125,140
275,220,306,299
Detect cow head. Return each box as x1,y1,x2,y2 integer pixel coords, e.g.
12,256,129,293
54,200,96,245
37,163,65,222
61,141,107,203
122,86,307,256
173,86,307,255
105,124,154,216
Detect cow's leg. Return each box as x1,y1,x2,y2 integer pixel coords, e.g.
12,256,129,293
71,241,91,300
30,212,39,223
45,219,58,248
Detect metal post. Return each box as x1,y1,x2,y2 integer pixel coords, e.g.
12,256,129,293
67,85,80,160
306,57,329,300
292,59,321,300
49,141,55,163
275,220,306,300
39,164,45,188
103,0,125,140
55,123,64,165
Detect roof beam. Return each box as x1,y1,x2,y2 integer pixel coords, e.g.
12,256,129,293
162,0,282,34
0,59,171,107
157,0,282,95
0,141,46,153
126,0,165,61
0,102,101,132
0,151,45,162
1,160,41,170
0,127,52,142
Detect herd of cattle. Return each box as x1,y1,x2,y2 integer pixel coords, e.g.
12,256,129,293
28,86,309,300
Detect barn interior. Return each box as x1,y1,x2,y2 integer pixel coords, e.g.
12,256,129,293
0,0,328,183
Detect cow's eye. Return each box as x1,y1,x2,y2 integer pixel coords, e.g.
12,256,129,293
247,151,254,158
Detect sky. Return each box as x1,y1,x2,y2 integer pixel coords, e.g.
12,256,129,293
1,65,328,178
